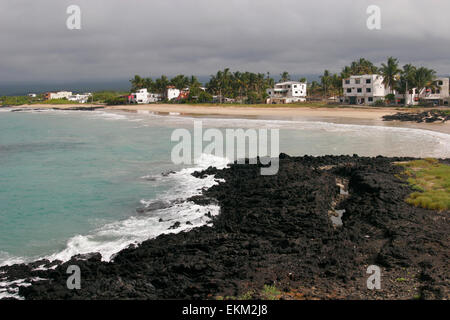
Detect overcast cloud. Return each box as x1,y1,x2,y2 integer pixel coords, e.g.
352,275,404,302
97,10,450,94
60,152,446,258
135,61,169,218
1,0,449,84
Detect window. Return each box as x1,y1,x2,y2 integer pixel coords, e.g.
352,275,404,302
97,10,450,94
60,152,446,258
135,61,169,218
366,88,371,93
347,88,352,93
355,79,361,84
295,91,298,94
357,88,362,93
366,79,371,84
438,81,443,85
345,80,350,85
368,97,373,102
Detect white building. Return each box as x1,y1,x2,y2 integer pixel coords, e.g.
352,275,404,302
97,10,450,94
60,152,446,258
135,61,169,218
420,77,449,104
45,91,72,100
166,86,190,101
28,93,37,98
68,93,92,104
342,74,385,105
166,87,180,101
130,88,162,104
394,77,449,106
266,81,307,104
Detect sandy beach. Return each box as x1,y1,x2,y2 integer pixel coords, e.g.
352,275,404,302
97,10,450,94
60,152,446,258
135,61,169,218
14,103,450,134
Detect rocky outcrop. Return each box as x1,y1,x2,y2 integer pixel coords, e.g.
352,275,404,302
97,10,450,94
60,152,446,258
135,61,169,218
383,110,450,123
1,155,448,300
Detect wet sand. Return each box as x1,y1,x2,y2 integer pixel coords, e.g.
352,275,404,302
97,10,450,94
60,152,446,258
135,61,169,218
10,103,450,134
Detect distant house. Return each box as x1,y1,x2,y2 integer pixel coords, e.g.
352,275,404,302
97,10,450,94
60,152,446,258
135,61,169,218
266,81,307,104
166,86,189,101
28,93,37,98
44,91,72,100
68,93,92,104
342,75,385,105
129,88,162,104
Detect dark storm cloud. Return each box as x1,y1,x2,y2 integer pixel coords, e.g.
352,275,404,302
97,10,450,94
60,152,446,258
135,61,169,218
0,0,449,83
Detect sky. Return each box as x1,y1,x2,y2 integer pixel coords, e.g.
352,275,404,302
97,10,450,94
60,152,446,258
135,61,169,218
0,0,449,93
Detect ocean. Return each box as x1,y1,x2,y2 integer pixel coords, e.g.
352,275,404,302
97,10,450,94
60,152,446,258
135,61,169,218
0,108,449,267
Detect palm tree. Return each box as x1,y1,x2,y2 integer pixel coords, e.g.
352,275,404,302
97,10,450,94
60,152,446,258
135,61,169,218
280,71,290,82
380,57,401,94
130,75,144,91
320,70,332,97
155,75,169,94
397,64,416,105
414,67,436,98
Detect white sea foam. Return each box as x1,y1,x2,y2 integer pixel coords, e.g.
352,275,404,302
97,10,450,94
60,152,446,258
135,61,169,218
0,277,47,300
0,153,230,268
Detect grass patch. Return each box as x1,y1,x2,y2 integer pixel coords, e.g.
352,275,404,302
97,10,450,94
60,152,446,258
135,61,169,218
261,285,282,300
398,159,450,211
40,99,79,105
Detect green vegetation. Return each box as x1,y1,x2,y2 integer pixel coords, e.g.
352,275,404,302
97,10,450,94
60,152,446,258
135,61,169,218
92,91,128,103
399,159,450,211
260,285,282,300
41,98,78,105
129,57,441,106
0,95,42,106
215,285,283,300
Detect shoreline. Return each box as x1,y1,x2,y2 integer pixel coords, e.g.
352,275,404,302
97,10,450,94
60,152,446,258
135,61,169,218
5,103,450,134
1,155,448,300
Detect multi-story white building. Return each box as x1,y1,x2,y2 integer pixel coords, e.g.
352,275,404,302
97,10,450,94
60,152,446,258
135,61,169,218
342,74,385,105
266,81,307,104
130,88,162,104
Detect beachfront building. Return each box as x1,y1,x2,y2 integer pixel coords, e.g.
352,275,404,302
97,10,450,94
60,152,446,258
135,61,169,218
266,81,307,104
394,88,420,106
68,93,92,104
166,86,190,101
129,88,162,104
420,77,449,105
393,77,449,106
342,74,385,105
44,91,72,100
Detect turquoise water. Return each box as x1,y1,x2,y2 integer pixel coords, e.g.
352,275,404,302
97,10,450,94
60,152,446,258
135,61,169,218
0,111,179,263
0,109,449,265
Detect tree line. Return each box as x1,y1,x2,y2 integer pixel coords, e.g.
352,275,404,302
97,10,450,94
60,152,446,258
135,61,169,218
313,57,437,98
129,57,440,103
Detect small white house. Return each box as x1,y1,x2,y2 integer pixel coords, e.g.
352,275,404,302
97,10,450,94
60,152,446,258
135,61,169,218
130,88,162,104
266,81,307,104
28,93,37,98
166,86,181,101
342,74,385,105
68,93,92,104
166,86,190,101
